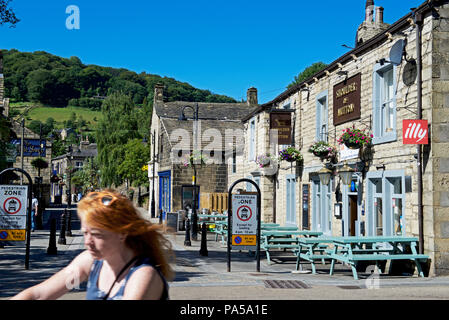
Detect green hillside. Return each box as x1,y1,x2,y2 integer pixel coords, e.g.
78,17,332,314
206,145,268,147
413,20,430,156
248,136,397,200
2,49,237,108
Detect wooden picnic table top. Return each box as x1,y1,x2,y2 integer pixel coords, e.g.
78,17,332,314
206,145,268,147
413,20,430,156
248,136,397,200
297,236,338,244
331,236,419,245
262,230,323,237
197,214,227,219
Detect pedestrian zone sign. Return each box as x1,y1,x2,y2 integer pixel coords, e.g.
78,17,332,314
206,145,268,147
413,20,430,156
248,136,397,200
0,185,28,241
231,194,258,249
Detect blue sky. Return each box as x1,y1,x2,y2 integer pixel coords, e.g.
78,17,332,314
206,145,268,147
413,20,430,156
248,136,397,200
1,0,424,103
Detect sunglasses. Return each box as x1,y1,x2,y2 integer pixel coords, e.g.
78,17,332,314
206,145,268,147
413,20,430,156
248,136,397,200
87,192,115,206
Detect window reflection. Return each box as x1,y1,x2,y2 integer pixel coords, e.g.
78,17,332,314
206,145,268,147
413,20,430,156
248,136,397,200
375,197,383,236
393,198,403,235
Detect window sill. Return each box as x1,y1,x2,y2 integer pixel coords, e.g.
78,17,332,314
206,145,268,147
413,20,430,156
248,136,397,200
373,133,397,145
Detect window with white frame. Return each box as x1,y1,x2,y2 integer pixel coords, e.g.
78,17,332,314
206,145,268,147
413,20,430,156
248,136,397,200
373,63,397,144
315,91,328,142
249,117,256,161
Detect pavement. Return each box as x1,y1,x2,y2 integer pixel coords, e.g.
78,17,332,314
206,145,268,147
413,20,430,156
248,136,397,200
2,206,449,300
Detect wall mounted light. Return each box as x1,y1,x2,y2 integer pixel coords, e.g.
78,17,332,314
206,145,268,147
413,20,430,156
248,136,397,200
300,88,310,101
376,164,386,171
318,166,332,186
338,161,354,186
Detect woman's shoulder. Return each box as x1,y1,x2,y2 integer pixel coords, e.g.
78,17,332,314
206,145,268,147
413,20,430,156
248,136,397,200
68,250,95,276
123,259,166,300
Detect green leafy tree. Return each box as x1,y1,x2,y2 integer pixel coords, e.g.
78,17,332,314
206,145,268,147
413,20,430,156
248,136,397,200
287,62,328,89
117,139,150,187
96,92,140,187
0,0,19,27
71,157,101,193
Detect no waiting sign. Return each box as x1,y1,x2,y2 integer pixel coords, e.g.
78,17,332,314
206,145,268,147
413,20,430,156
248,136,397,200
231,194,257,247
0,185,28,241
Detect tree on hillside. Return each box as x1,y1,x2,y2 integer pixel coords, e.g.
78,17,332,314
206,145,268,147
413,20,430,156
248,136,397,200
0,0,19,27
287,62,328,89
96,92,140,187
25,69,56,104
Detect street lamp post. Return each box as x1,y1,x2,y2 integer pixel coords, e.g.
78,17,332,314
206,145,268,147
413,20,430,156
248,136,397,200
151,131,156,219
178,103,200,241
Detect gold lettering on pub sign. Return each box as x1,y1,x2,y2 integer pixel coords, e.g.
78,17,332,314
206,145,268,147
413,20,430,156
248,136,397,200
336,82,357,99
333,73,361,125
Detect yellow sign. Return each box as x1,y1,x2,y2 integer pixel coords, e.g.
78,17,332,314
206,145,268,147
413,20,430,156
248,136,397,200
232,235,257,246
0,229,26,241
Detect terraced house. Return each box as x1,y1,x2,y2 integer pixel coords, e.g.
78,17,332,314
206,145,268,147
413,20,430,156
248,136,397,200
228,0,449,276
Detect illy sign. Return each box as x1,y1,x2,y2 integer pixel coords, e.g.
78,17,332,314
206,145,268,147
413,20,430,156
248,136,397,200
403,120,428,144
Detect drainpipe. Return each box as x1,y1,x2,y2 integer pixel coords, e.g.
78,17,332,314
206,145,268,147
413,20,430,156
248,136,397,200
415,10,424,254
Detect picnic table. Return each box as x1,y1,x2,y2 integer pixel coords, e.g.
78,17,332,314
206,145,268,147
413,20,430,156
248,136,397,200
261,230,323,264
327,236,429,280
295,237,337,273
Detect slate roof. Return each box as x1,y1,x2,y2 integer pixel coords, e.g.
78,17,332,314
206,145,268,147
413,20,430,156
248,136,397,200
154,101,257,121
160,118,245,151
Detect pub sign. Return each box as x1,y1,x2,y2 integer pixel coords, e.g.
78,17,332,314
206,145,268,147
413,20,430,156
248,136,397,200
333,73,361,126
270,112,292,145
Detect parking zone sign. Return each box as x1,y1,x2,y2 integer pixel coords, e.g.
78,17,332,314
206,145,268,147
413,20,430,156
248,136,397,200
231,194,258,249
0,185,28,241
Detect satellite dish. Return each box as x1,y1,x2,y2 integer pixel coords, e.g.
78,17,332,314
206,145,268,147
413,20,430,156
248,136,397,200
389,39,405,65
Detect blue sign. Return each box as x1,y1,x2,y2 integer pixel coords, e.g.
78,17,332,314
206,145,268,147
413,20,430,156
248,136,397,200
10,139,46,157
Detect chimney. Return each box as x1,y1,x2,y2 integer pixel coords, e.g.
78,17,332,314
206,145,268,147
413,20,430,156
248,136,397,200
246,87,258,106
154,83,164,104
376,6,384,24
365,0,374,22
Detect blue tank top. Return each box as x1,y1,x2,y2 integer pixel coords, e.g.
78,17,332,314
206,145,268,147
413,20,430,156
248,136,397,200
85,256,169,300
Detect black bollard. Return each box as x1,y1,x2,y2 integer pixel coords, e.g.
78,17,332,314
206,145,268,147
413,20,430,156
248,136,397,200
199,222,208,256
47,218,58,255
58,212,66,245
184,218,191,246
159,209,163,225
65,209,72,237
191,211,198,241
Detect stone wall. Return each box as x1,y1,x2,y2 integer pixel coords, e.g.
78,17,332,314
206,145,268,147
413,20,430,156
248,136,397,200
431,3,449,275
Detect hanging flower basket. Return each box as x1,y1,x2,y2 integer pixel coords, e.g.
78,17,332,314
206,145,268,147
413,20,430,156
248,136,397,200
278,147,303,163
308,141,338,162
182,150,207,168
338,126,373,150
256,153,276,168
31,157,48,169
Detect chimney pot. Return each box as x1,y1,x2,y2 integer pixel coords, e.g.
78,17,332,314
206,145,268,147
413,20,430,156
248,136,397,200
376,6,384,24
365,0,374,22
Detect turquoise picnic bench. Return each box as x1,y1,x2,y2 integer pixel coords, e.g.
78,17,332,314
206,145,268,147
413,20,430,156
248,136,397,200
261,230,323,264
328,236,429,280
295,237,337,273
197,214,228,244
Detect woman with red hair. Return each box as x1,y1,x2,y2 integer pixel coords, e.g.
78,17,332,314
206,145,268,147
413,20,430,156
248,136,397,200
12,190,174,300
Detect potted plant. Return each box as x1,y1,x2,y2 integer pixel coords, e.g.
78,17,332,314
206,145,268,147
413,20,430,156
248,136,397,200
338,126,373,149
183,150,207,167
308,141,338,162
256,153,276,168
278,147,303,163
